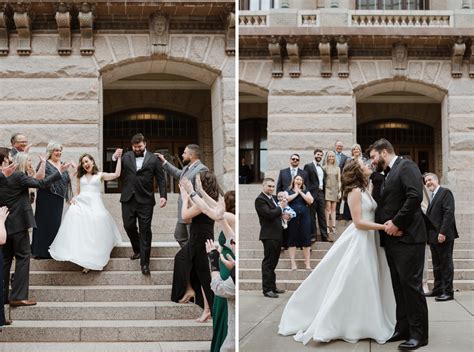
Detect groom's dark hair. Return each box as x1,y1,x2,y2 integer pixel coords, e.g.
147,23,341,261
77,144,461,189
131,133,146,144
368,138,394,154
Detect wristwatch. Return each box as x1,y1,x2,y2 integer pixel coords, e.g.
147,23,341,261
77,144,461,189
189,191,197,198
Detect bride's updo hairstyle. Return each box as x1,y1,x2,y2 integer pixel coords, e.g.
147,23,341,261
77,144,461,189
199,170,223,201
77,153,99,179
341,159,368,201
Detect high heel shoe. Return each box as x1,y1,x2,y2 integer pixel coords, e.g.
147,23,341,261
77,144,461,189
291,263,297,271
196,308,211,323
178,290,196,304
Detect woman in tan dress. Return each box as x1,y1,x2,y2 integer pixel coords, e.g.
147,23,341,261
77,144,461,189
323,151,341,237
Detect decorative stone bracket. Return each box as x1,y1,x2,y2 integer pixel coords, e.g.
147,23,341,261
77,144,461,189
0,11,8,56
336,36,349,78
225,12,235,56
392,42,408,77
469,39,474,78
13,3,32,56
286,37,300,78
452,37,466,78
55,3,71,55
78,3,94,55
268,37,283,78
150,13,169,55
319,36,332,78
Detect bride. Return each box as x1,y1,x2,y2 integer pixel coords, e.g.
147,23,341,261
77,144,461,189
49,151,123,272
278,158,396,344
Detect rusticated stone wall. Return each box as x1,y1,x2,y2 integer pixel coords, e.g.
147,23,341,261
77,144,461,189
0,32,234,190
239,57,474,240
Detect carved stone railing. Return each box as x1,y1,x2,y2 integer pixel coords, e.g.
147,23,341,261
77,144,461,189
350,11,453,28
239,11,269,27
298,11,319,27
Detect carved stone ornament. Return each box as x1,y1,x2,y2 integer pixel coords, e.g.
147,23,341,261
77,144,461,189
268,37,283,78
13,3,32,56
150,13,169,55
225,12,235,56
336,36,349,78
286,37,300,78
55,2,71,55
470,38,474,78
78,3,94,55
0,11,8,56
452,37,466,78
392,42,408,76
319,36,332,78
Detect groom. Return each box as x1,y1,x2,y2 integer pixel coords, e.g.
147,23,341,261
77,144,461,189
369,138,428,350
113,133,167,275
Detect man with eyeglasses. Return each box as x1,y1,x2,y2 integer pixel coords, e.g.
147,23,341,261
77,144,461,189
10,133,32,157
276,154,308,193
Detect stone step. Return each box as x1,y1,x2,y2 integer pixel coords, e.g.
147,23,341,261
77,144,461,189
238,258,474,270
239,268,474,281
239,248,474,259
110,243,179,258
0,341,211,352
27,271,174,286
30,258,175,272
0,319,212,342
239,279,474,291
29,285,172,302
8,302,202,321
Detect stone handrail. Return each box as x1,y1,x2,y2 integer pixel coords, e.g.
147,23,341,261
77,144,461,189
349,10,453,28
239,11,269,27
298,10,319,27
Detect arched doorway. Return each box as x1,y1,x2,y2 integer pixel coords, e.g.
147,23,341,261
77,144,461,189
239,86,268,183
103,108,198,193
357,119,434,175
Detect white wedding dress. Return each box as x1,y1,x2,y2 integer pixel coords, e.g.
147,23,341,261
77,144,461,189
49,173,122,270
278,189,396,344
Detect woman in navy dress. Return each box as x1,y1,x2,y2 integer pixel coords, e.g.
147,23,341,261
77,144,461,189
286,175,314,271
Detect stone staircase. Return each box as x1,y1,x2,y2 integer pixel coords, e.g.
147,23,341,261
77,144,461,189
0,193,212,351
239,184,474,292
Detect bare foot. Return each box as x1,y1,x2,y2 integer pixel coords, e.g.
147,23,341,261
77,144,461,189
178,289,196,304
196,308,211,323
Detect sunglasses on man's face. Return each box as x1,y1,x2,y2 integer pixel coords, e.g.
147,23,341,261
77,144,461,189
291,158,299,161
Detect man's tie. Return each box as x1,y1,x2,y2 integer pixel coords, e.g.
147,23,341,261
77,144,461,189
291,168,296,178
431,192,435,201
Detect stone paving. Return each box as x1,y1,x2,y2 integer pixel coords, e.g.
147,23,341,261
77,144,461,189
239,290,474,352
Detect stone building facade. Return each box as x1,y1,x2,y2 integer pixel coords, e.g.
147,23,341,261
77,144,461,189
0,0,236,192
239,0,474,240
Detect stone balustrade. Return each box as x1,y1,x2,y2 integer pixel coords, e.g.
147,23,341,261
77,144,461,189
349,11,453,27
239,11,269,27
298,11,319,27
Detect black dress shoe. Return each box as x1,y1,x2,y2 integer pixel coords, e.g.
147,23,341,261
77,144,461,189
386,331,409,342
398,338,428,350
130,253,140,260
435,293,453,302
424,291,440,297
141,265,150,275
274,288,285,294
263,291,279,298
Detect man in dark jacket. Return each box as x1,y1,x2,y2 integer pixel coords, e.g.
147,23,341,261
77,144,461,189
255,178,289,298
424,173,458,302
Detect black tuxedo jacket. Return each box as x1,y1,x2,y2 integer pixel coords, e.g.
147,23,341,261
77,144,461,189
426,187,458,244
376,157,427,246
276,167,308,193
255,192,283,241
119,151,167,205
0,170,61,234
303,162,326,197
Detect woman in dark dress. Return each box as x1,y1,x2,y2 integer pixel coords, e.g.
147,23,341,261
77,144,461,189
0,205,11,329
171,171,221,323
286,175,314,271
31,142,73,259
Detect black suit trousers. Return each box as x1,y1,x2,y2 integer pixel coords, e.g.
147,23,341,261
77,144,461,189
385,241,428,340
429,240,454,295
2,230,31,301
310,191,327,238
261,239,281,293
121,196,154,266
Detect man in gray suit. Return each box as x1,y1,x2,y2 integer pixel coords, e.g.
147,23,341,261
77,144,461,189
155,144,208,247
